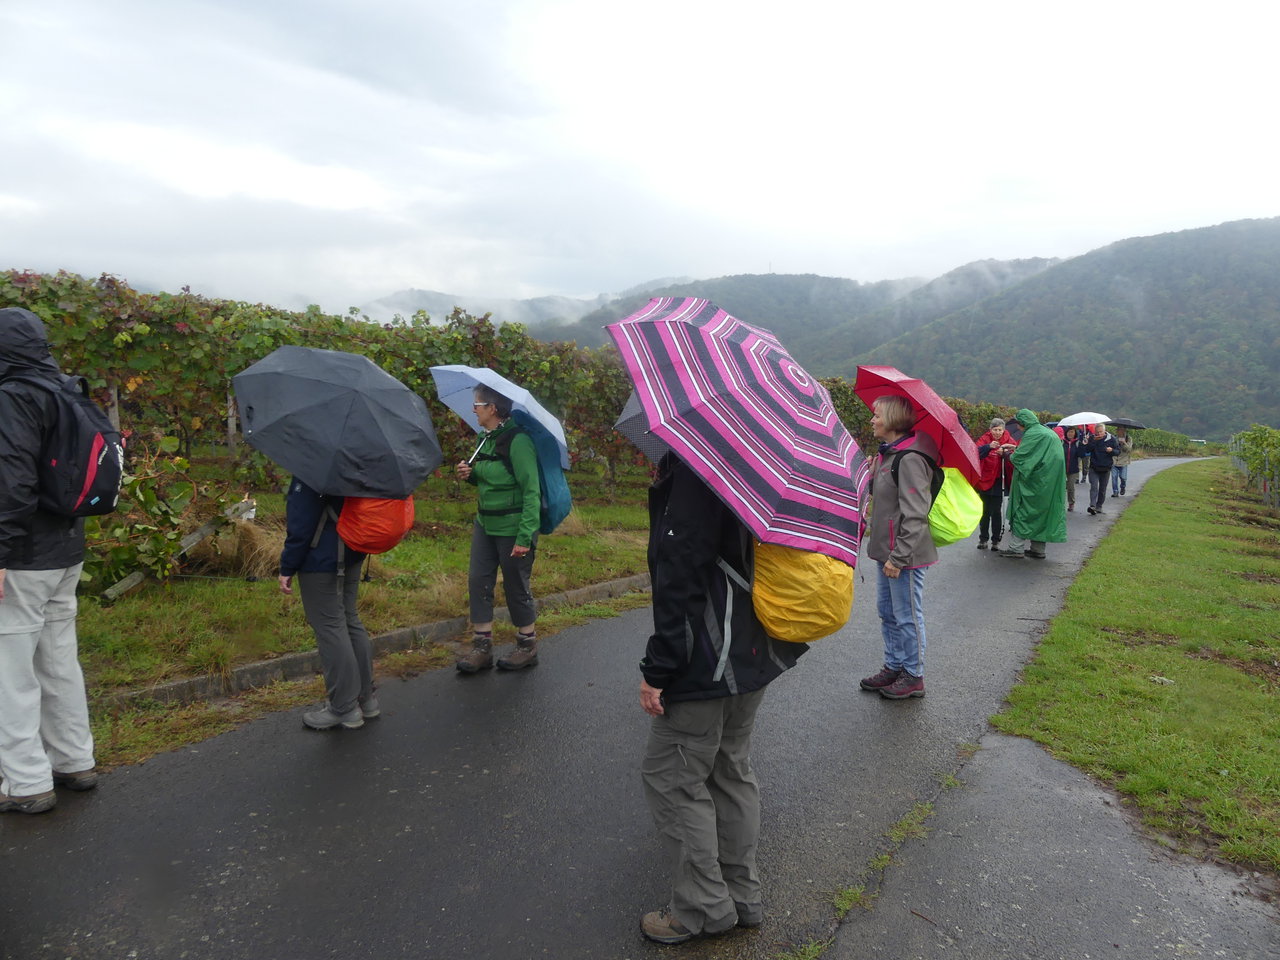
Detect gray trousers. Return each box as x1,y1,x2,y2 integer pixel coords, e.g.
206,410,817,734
641,689,767,935
468,520,537,627
298,568,373,715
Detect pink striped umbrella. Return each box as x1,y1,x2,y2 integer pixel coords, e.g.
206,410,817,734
607,297,870,567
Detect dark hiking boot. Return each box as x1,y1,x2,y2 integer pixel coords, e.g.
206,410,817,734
497,632,539,670
880,673,925,699
859,665,902,691
53,768,99,791
976,539,988,550
456,634,494,673
0,789,57,814
641,907,696,944
735,901,763,928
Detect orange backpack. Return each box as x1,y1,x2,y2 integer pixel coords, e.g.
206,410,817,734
335,497,415,554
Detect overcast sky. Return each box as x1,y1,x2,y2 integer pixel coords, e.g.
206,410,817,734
3,0,1277,315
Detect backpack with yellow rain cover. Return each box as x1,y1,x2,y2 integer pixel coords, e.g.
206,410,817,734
750,541,854,643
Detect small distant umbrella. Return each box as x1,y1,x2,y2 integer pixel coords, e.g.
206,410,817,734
233,346,442,498
1057,411,1110,428
1106,417,1148,430
607,297,870,568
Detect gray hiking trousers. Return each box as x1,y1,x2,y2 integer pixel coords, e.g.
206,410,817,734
641,688,767,935
298,568,374,716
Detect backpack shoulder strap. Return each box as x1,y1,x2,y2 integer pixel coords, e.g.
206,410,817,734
890,448,944,503
477,424,525,474
310,498,341,549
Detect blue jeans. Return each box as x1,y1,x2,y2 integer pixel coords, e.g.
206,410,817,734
1111,464,1128,493
875,564,928,677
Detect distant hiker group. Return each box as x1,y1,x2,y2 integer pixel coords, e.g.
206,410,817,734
0,297,1146,950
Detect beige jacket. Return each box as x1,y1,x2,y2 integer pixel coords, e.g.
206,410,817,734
866,431,940,570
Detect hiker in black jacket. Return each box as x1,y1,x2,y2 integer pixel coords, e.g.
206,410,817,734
1082,423,1119,514
637,453,805,944
0,307,98,814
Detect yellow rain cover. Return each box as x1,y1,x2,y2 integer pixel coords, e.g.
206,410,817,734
752,541,854,643
928,467,983,546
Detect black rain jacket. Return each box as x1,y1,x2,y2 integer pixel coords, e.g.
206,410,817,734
641,454,804,702
0,307,86,570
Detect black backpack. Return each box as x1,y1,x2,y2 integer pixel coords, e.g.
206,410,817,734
890,448,944,504
6,374,125,517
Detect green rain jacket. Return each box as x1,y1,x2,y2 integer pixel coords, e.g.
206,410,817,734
467,419,541,547
1008,409,1067,543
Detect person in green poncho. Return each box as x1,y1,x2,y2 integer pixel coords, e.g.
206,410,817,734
999,409,1067,559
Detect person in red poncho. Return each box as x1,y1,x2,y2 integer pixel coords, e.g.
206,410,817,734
973,417,1017,550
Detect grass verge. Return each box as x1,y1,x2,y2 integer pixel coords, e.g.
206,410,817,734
992,458,1280,871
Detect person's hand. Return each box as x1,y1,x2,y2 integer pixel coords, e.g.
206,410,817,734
278,574,292,595
456,461,472,480
0,567,6,602
640,679,665,716
883,561,901,579
511,544,529,558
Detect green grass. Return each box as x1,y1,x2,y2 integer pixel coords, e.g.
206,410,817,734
992,459,1280,871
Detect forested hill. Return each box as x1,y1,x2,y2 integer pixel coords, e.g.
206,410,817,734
861,217,1280,439
795,257,1061,375
532,273,928,349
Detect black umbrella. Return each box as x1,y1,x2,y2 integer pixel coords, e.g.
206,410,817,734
613,390,671,464
1106,417,1148,429
233,346,443,498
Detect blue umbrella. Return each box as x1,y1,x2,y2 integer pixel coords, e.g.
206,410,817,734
428,365,570,469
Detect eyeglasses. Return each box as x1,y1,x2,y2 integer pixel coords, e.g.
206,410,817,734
472,402,493,409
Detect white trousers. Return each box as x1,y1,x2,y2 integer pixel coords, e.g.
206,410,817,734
0,564,95,797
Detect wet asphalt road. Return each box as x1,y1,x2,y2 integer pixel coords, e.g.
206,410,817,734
1,458,1273,959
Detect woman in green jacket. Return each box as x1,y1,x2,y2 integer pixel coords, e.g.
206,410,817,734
455,385,542,672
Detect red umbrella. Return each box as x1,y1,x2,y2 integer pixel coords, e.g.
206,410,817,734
853,365,981,483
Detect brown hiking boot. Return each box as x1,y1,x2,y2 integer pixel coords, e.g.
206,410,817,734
53,768,99,791
456,635,494,673
497,632,539,670
641,907,695,944
0,788,57,814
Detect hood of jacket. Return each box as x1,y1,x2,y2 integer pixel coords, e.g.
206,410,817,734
0,307,63,382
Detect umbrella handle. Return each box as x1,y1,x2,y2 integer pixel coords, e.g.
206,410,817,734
467,436,486,464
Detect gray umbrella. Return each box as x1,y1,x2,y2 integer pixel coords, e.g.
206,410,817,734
613,390,671,464
233,346,443,498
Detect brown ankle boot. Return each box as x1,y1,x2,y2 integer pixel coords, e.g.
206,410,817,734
497,632,539,670
456,634,494,673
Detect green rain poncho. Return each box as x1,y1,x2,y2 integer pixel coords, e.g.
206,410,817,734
1008,409,1067,543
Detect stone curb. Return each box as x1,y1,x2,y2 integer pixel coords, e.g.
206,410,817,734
106,572,651,708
